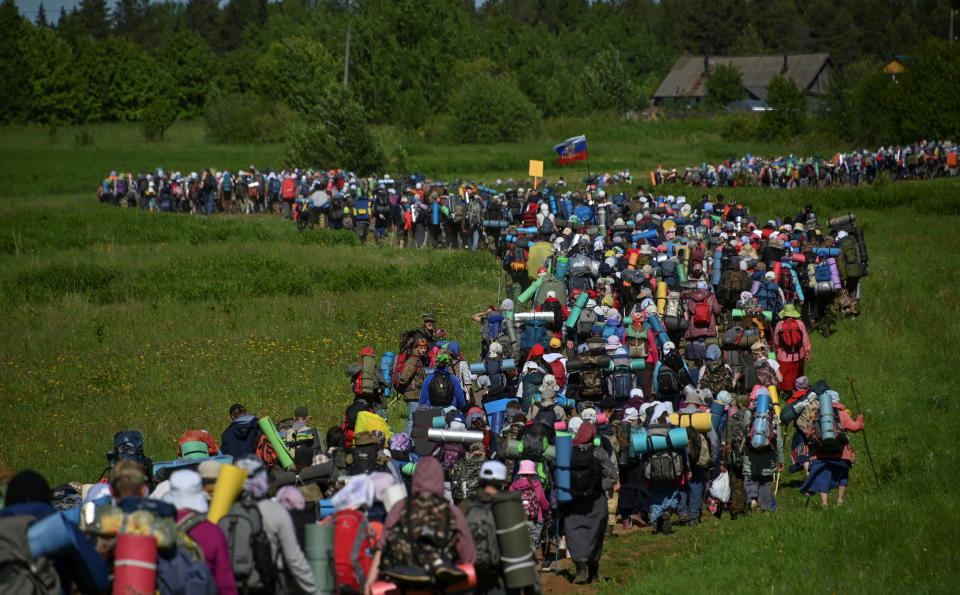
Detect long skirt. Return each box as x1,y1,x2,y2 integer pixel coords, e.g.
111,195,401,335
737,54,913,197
778,359,804,392
800,459,851,495
562,493,608,562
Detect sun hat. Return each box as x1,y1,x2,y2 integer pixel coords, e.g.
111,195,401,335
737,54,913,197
164,470,208,513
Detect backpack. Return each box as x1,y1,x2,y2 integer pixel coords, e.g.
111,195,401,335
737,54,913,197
483,359,507,392
480,313,505,343
540,215,554,235
609,366,634,400
254,434,279,469
686,426,711,467
521,432,547,462
427,372,455,407
641,426,684,482
810,407,848,455
754,358,778,388
346,432,384,475
0,516,61,595
517,482,542,521
326,509,376,593
534,275,567,308
268,177,281,195
217,498,276,594
283,426,319,451
777,268,796,303
699,360,732,394
719,270,750,306
754,281,782,314
777,318,804,355
383,493,458,575
522,203,539,227
664,291,684,318
568,444,601,496
576,308,598,336
692,300,711,328
660,260,679,288
577,354,605,398
748,408,777,452
280,178,297,200
464,497,500,581
452,457,484,503
727,409,750,472
540,300,564,331
441,442,465,471
657,363,681,396
221,173,232,193
157,540,218,595
468,200,484,227
533,406,560,427
521,371,545,405
519,320,549,354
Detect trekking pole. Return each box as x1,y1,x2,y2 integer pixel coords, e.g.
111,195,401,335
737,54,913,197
846,377,882,490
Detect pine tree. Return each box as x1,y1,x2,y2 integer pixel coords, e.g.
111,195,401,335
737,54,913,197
77,0,110,39
36,2,47,27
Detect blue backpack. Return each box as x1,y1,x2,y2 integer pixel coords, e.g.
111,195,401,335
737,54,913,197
221,173,232,192
269,177,281,195
157,542,217,595
519,320,549,354
754,281,782,313
481,314,505,342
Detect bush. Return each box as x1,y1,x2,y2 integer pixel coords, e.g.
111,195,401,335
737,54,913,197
445,73,542,143
284,90,386,175
718,112,763,141
205,92,293,144
141,97,177,141
706,63,745,110
761,74,807,140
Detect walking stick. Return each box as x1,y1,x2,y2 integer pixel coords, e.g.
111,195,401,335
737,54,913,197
773,472,781,496
846,377,882,490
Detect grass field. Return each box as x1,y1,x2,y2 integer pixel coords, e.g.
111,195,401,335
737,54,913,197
1,121,958,591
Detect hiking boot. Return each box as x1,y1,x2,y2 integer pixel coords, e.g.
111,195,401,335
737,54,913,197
384,565,432,584
587,561,600,584
572,560,588,585
661,515,673,535
750,499,759,512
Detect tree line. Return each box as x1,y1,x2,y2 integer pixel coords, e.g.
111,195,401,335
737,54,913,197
1,0,958,157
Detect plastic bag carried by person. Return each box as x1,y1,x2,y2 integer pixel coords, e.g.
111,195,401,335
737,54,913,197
708,471,731,503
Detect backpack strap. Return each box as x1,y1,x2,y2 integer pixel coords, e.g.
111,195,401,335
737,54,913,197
352,514,370,586
176,512,205,534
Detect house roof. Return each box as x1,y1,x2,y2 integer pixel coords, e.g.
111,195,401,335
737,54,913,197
654,54,833,99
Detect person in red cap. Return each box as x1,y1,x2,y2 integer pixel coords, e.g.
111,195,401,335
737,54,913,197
535,290,569,332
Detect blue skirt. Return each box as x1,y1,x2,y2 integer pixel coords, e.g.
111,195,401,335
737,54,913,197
800,459,851,495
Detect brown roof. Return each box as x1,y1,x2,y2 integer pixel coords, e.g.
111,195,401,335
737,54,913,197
654,54,833,100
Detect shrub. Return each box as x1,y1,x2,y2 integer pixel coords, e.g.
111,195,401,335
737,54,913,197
284,90,386,175
445,73,542,143
141,97,177,141
761,74,807,140
205,92,293,144
718,112,763,141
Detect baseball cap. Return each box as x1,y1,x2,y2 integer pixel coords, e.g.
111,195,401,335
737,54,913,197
479,461,507,482
549,337,562,349
294,406,309,418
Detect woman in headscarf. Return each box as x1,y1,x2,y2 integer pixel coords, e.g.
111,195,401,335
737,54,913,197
561,422,618,585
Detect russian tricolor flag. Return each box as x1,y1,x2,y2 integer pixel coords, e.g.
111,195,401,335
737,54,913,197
553,135,588,165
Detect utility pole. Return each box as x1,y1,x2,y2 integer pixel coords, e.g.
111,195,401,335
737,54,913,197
951,9,955,44
343,24,352,89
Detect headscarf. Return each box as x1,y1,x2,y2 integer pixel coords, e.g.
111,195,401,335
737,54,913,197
276,485,306,511
332,474,375,510
572,421,598,446
794,376,809,391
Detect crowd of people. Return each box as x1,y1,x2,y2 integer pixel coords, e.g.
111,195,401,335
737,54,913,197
7,191,872,594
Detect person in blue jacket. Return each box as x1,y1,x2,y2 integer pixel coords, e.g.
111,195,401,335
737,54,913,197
419,353,467,410
220,403,261,457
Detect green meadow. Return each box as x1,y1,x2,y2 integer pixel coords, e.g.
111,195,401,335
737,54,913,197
1,119,958,591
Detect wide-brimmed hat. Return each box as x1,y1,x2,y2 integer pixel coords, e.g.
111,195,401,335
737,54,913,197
164,470,208,513
780,304,802,319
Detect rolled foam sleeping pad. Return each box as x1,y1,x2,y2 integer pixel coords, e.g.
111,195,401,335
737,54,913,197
750,280,760,295
427,429,485,443
506,440,557,461
493,491,538,588
813,247,840,257
152,454,233,475
258,416,294,469
780,399,802,424
380,352,395,397
484,399,513,435
555,257,569,281
28,512,110,593
828,257,842,289
565,355,611,372
630,426,688,455
514,312,554,322
483,220,509,228
470,358,516,374
555,431,573,503
818,392,837,441
517,226,538,235
305,523,335,594
549,195,558,215
412,407,443,456
709,400,726,431
432,416,447,429
114,533,157,595
731,308,772,321
677,262,688,283
635,228,658,241
564,291,589,329
750,389,773,450
773,261,782,280
208,463,249,524
609,224,633,232
318,499,335,519
360,348,377,394
516,276,544,304
828,213,855,228
656,281,668,315
505,317,518,345
669,412,712,432
431,201,439,225
711,248,723,285
791,267,805,302
555,395,575,409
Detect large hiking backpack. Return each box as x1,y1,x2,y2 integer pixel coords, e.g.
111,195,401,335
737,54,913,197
483,359,507,392
686,426,711,467
441,442,465,471
754,281,782,314
521,370,545,405
534,275,567,307
280,177,297,200
657,362,682,396
540,215,554,235
777,318,804,355
569,444,601,496
777,268,797,303
664,291,684,318
660,260,679,289
811,407,848,455
218,498,276,593
699,360,732,394
727,409,750,473
609,366,635,400
0,516,61,594
480,313,505,343
576,308,598,336
540,300,564,331
719,270,750,307
427,372,455,407
221,173,233,193
519,320,549,354
384,493,458,575
748,408,777,452
517,482,542,521
452,457,484,502
467,200,484,227
754,358,778,388
577,354,605,398
325,509,376,593
346,433,383,475
157,538,218,595
464,498,500,581
522,203,539,227
268,177,281,196
692,300,711,328
642,426,684,482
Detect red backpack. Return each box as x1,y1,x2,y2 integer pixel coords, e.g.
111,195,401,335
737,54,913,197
693,300,711,328
522,202,539,227
325,509,376,593
777,318,803,355
280,177,297,200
